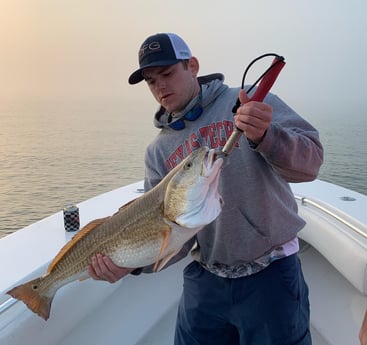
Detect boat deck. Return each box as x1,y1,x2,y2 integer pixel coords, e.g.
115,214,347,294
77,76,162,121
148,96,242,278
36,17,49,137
56,245,347,345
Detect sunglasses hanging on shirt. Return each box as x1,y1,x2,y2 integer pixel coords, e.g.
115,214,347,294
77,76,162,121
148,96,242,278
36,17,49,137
167,102,203,131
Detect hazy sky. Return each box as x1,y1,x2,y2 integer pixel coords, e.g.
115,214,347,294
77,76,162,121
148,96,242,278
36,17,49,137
0,0,366,117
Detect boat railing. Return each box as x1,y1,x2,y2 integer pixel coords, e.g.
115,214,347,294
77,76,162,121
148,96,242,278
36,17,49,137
0,296,17,315
294,194,367,240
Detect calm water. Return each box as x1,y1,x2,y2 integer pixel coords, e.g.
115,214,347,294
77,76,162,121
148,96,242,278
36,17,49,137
0,100,158,238
0,99,366,238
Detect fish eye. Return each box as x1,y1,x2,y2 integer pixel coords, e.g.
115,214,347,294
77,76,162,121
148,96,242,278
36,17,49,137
184,161,193,170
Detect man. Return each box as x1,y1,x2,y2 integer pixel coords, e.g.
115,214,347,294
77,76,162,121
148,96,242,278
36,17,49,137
88,32,323,344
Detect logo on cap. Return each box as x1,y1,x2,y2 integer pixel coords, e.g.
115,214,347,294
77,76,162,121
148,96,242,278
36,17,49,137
139,41,162,62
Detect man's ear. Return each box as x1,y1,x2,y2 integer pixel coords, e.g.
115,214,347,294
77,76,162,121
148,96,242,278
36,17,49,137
188,57,200,76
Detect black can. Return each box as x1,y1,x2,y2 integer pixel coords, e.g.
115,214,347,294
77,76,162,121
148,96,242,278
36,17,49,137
63,205,80,232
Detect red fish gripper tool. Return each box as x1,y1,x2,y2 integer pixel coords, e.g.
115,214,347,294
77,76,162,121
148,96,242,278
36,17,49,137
221,55,286,156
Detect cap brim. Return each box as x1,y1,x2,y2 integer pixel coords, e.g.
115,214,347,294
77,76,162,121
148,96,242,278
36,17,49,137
128,59,181,85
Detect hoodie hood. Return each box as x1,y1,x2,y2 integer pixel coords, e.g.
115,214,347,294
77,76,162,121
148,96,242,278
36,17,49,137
154,73,226,129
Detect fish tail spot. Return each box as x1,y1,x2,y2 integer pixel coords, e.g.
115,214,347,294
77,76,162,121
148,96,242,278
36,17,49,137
7,278,53,321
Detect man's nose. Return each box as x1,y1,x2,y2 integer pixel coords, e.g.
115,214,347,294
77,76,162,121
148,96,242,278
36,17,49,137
155,78,166,90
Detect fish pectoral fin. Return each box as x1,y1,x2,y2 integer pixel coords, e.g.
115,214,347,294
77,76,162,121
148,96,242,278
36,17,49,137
153,229,172,272
154,250,180,272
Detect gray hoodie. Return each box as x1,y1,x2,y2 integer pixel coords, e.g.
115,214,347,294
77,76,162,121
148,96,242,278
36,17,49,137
144,73,323,267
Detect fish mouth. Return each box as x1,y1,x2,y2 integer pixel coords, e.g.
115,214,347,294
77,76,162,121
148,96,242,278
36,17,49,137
202,148,224,177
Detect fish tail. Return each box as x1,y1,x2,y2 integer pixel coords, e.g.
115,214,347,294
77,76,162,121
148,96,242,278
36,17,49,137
7,277,53,321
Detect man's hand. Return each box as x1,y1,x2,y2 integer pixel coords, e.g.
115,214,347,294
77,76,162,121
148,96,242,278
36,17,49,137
87,254,134,283
360,311,367,344
234,89,273,144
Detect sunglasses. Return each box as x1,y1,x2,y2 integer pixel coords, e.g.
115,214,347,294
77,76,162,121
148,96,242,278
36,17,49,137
167,103,203,131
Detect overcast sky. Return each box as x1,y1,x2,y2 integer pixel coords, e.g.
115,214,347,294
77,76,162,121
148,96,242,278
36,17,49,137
0,0,366,118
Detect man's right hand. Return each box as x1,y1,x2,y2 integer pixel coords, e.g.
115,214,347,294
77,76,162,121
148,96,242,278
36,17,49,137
87,253,134,283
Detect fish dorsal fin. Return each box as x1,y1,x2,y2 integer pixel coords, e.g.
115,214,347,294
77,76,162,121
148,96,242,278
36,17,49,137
47,217,109,273
115,198,138,214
